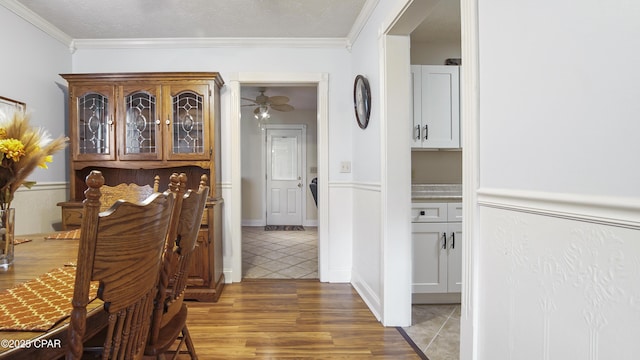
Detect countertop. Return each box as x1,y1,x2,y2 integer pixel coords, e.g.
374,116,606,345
411,184,462,201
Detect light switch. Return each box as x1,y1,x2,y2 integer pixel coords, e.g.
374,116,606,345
340,161,351,173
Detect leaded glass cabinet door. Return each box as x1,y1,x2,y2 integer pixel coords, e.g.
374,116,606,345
70,85,116,161
119,85,162,160
164,84,211,160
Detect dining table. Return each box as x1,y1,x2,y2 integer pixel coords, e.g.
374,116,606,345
0,232,107,360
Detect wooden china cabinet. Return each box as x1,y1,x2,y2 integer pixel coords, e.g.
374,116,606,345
57,72,225,302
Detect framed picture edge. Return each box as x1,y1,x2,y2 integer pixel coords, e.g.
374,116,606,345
0,96,26,118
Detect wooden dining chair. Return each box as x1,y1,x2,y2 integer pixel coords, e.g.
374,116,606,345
145,174,209,360
99,175,161,212
67,170,176,360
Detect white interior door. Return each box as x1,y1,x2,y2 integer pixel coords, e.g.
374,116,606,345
266,128,303,225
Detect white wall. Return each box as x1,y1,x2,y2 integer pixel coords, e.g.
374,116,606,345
348,0,415,325
478,1,640,198
411,40,461,65
348,0,386,319
0,7,70,184
0,6,71,234
476,0,640,358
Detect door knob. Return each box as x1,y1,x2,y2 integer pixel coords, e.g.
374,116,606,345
297,183,302,188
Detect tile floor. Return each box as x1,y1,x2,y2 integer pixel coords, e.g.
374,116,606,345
241,226,460,359
242,226,318,279
403,304,461,360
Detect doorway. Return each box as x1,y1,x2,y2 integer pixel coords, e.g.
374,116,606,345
403,1,463,358
236,82,321,280
243,122,315,279
380,0,477,358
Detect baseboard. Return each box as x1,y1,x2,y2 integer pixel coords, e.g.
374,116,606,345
412,292,461,304
242,219,319,227
303,219,318,227
351,271,381,321
241,219,264,227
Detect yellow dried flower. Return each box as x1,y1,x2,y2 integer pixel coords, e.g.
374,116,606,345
0,139,26,162
0,111,68,209
38,155,53,169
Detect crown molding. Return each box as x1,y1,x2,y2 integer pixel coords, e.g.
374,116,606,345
1,0,74,48
346,0,379,50
71,37,350,50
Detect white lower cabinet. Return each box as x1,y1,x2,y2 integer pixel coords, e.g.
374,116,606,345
412,202,462,295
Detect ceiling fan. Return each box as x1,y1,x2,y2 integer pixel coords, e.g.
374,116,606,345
242,88,295,117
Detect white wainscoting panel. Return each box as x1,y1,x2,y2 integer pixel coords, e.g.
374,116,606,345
477,193,640,360
350,182,382,320
326,182,353,282
12,182,68,235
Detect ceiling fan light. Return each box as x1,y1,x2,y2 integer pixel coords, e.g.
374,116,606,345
254,105,270,121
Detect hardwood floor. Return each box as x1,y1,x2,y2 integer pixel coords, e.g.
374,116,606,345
183,279,421,359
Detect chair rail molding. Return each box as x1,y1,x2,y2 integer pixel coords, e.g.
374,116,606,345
477,188,640,229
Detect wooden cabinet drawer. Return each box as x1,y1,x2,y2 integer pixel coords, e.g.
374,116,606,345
62,207,83,229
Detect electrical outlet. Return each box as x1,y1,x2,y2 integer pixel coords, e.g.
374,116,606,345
340,161,351,173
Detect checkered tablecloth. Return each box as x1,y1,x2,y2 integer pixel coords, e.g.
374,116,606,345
0,267,98,331
44,229,81,240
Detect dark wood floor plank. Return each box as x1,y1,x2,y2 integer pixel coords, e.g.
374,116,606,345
181,279,421,359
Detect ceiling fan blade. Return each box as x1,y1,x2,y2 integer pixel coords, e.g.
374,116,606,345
268,96,289,105
255,93,269,104
241,97,258,103
270,104,295,112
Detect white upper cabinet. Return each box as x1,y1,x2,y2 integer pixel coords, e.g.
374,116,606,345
411,65,460,149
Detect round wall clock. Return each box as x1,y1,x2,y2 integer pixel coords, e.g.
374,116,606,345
353,75,371,129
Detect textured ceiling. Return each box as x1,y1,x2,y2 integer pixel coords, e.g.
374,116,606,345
10,0,459,42
15,0,367,39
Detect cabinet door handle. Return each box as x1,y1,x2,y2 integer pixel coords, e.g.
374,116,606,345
424,124,428,140
155,119,161,125
451,232,455,249
414,125,420,140
165,117,171,125
442,232,447,249
107,116,113,126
